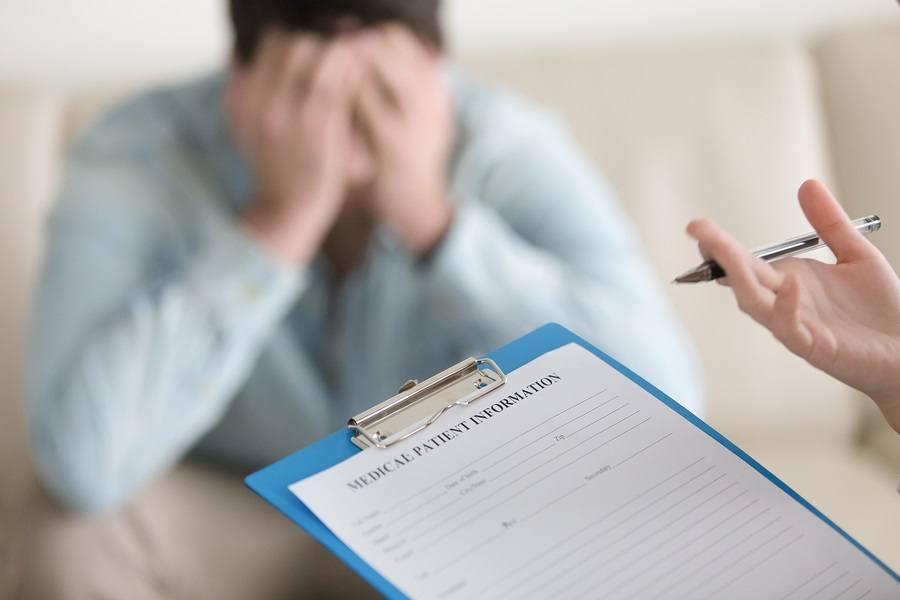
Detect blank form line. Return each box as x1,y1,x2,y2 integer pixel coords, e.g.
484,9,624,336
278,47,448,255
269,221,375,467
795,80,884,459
567,403,628,438
801,571,849,600
380,389,608,515
827,579,861,600
535,476,733,598
613,510,780,599
387,488,447,527
482,417,654,513
394,491,466,535
436,480,588,574
657,520,790,599
436,529,509,573
696,533,805,599
478,396,622,473
562,495,759,597
492,412,643,485
476,456,707,595
779,562,837,599
521,482,589,522
419,417,653,543
490,465,719,598
395,408,634,533
607,473,729,545
669,523,794,599
595,481,740,565
542,395,620,437
395,405,629,532
852,589,871,599
486,441,556,484
520,418,656,497
592,502,769,599
613,432,674,468
504,389,609,443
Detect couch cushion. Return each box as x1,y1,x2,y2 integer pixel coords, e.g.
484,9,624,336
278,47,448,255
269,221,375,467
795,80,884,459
21,462,377,599
460,39,861,443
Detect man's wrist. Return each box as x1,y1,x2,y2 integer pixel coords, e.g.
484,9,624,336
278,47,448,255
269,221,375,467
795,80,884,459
240,201,329,268
874,392,900,435
398,189,454,258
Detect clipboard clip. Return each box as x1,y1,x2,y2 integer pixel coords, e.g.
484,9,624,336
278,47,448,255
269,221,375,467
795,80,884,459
348,357,507,450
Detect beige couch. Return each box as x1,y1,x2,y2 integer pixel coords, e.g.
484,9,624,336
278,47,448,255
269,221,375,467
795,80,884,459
2,24,899,597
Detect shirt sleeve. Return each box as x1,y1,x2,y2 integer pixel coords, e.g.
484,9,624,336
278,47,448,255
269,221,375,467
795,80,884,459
420,113,703,413
27,131,303,513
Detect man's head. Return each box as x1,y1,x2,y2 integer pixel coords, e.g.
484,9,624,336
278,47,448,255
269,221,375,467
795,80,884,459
226,1,453,216
229,0,444,64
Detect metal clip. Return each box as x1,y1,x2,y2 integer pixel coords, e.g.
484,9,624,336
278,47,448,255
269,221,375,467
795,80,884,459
347,357,506,450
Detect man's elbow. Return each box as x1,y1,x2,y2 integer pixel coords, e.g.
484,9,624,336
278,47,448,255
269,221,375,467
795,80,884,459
54,478,126,515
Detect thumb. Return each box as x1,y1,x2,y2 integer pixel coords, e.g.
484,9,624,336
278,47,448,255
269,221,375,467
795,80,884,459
797,179,876,262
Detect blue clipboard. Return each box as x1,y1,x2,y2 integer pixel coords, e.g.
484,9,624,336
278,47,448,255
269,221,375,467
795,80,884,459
245,322,898,598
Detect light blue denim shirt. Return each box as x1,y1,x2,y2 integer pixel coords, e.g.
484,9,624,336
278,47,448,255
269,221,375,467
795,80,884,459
28,71,702,512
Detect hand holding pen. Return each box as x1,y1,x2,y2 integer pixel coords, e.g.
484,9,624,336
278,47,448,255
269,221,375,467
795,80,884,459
682,179,900,434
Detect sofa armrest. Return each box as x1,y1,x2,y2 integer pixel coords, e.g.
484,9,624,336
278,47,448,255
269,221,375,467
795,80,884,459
0,84,65,598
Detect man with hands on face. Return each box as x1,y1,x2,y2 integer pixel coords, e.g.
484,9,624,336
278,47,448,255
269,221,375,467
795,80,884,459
28,0,702,522
234,25,456,270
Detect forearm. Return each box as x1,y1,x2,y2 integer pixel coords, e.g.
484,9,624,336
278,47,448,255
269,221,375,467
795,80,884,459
28,223,302,513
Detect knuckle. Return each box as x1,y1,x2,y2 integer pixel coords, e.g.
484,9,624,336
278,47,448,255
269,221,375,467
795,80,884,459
735,294,762,317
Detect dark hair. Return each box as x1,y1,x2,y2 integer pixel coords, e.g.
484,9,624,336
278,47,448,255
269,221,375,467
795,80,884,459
229,0,444,63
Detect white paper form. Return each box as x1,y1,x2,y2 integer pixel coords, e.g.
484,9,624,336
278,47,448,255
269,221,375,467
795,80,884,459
290,344,898,599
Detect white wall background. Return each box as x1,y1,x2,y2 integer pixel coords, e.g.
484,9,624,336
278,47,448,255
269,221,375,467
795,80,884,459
0,0,897,90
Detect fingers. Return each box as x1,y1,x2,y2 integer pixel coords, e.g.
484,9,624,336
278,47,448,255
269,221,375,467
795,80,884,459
355,27,417,148
247,30,364,119
306,37,362,114
275,36,322,104
249,29,291,105
797,179,875,263
254,37,321,139
768,273,814,354
686,218,778,324
367,50,406,110
749,255,784,291
382,23,431,58
357,79,394,150
366,25,436,108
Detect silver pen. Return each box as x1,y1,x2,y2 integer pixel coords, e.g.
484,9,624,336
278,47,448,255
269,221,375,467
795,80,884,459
674,215,883,283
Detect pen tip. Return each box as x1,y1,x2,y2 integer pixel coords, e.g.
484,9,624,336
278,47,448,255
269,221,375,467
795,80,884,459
672,270,709,284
